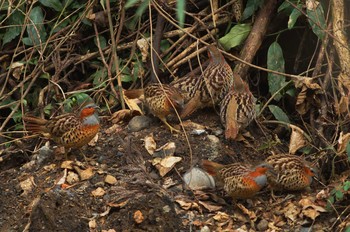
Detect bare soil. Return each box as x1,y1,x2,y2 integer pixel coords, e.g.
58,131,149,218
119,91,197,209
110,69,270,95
0,109,341,231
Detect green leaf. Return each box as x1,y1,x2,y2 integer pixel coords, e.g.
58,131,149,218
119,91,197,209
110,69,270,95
267,42,286,101
343,181,350,191
23,6,47,46
288,4,302,29
346,141,350,162
94,35,107,49
39,0,63,11
346,226,350,232
125,0,140,8
219,24,251,50
335,190,344,200
2,10,24,45
43,103,53,116
306,1,326,40
242,0,263,21
268,105,290,123
176,0,185,28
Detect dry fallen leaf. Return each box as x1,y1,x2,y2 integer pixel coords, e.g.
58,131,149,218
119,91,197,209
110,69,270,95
283,202,300,222
213,211,230,222
154,142,176,157
144,133,156,155
61,160,74,169
152,156,182,177
107,200,129,208
198,201,222,212
335,95,349,115
124,94,144,113
137,38,150,62
74,166,94,180
298,197,326,220
105,124,123,134
88,133,99,146
134,210,144,224
289,125,308,154
110,109,141,124
337,132,350,153
175,199,200,211
91,187,105,197
237,203,256,220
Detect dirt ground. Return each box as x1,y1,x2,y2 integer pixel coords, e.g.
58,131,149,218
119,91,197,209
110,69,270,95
0,109,344,231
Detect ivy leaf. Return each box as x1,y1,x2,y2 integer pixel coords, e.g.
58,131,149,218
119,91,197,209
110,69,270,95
242,0,263,21
2,10,24,45
268,105,290,123
23,6,47,46
267,42,286,101
306,0,326,40
39,0,63,11
288,4,302,29
219,24,251,50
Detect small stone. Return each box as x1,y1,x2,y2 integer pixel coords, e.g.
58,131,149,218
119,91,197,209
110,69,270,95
183,167,215,190
206,135,220,160
213,128,224,136
91,187,105,197
36,145,54,164
66,171,79,184
104,175,117,185
201,226,210,232
128,115,152,132
256,219,268,231
163,205,171,213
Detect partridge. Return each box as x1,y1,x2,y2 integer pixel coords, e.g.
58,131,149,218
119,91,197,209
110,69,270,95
178,45,235,118
220,76,256,140
143,83,184,133
265,154,317,191
202,160,272,199
23,102,100,149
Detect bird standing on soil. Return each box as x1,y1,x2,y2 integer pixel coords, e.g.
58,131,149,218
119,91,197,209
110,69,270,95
265,154,317,191
201,160,273,199
220,76,256,140
23,101,100,150
178,45,235,118
143,83,184,133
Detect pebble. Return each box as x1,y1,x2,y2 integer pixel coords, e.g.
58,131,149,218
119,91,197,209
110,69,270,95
104,175,117,185
256,219,268,231
206,135,220,160
183,167,215,190
201,226,210,232
127,115,151,132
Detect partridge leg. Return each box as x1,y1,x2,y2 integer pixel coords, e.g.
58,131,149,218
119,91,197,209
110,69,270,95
159,117,181,133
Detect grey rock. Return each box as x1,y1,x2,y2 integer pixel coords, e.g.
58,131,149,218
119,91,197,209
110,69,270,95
256,219,268,231
127,115,152,132
183,167,215,190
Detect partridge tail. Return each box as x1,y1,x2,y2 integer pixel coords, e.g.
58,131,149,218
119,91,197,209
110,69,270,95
124,89,144,99
225,124,238,140
23,116,48,133
202,160,223,176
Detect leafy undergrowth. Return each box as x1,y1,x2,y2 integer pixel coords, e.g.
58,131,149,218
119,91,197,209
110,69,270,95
0,110,349,231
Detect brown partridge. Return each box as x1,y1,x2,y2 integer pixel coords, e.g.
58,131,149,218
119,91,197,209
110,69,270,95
23,102,100,149
220,76,256,140
144,83,184,133
178,45,235,118
202,160,272,199
265,154,317,191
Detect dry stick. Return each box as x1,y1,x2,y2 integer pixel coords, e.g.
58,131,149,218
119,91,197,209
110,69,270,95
148,4,194,165
331,0,350,95
150,7,165,82
235,0,277,80
106,0,125,109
